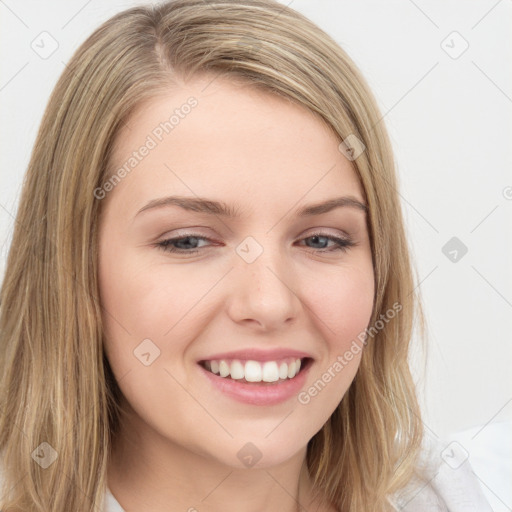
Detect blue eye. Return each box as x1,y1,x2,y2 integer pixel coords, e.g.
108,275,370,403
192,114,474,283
300,234,355,252
156,232,355,255
156,235,210,254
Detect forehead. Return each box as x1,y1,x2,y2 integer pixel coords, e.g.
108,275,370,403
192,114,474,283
105,76,364,219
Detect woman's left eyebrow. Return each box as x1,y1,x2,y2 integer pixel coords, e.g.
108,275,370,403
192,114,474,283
134,195,368,220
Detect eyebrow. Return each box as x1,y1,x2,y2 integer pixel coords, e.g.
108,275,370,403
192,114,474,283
135,195,367,219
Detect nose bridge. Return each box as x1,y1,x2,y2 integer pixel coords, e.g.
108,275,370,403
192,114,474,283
228,234,300,328
236,233,287,287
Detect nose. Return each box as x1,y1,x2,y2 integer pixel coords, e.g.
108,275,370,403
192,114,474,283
225,242,302,331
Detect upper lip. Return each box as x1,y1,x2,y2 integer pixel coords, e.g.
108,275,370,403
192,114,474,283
197,348,313,363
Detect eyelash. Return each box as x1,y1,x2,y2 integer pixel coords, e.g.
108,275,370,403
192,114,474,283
155,232,356,255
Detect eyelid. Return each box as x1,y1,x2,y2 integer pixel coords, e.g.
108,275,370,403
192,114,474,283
303,226,352,239
156,226,353,242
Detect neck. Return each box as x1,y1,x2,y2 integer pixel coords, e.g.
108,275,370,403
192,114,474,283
107,404,330,512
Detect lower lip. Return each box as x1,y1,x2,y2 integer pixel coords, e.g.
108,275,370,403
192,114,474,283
198,359,313,406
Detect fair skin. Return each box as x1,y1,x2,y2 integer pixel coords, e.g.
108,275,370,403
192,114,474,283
99,74,374,512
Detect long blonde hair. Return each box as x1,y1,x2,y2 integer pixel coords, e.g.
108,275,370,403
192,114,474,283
0,1,426,510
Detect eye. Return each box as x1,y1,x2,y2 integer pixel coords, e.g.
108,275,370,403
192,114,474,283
155,232,356,255
298,232,356,253
156,234,211,255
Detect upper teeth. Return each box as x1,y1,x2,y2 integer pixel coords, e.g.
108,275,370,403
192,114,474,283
204,358,303,382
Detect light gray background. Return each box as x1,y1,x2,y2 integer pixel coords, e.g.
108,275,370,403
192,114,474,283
1,0,511,507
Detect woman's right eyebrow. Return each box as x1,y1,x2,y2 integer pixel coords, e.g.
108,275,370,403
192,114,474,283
134,195,368,220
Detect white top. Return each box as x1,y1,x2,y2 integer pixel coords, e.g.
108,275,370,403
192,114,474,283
104,487,125,512
386,445,494,511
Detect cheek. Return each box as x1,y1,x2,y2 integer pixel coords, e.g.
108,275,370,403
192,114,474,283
305,260,375,349
99,235,183,333
97,234,169,368
98,239,220,371
295,263,373,419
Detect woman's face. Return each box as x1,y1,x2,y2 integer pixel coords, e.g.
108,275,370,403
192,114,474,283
98,75,374,470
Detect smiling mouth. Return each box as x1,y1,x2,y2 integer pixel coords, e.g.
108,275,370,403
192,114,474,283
198,357,313,384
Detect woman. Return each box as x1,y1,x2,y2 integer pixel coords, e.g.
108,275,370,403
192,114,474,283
0,1,493,511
